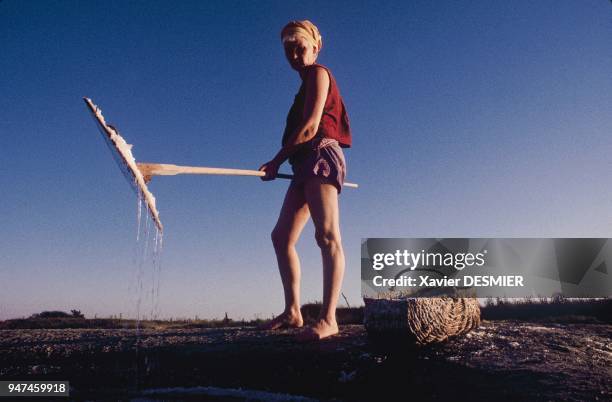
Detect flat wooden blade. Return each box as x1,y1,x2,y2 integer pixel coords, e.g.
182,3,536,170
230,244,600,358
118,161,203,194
83,97,163,232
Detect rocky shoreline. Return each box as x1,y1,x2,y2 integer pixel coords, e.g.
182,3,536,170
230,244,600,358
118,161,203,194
0,321,610,401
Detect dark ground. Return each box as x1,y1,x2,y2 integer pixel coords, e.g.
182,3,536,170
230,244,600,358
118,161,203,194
0,320,610,401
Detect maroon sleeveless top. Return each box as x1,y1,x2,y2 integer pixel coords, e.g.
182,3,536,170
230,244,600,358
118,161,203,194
282,64,352,151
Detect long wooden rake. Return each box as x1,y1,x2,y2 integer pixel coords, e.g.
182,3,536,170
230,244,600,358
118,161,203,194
83,97,357,232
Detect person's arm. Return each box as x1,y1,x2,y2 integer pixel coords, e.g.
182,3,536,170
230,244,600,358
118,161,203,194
259,67,330,180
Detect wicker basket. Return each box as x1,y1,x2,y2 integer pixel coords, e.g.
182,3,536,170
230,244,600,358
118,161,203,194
364,297,480,345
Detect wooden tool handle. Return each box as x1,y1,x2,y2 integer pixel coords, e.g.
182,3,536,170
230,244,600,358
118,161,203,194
138,163,264,177
137,163,359,188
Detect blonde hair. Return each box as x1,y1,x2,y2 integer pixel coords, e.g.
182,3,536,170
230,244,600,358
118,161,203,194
281,20,323,51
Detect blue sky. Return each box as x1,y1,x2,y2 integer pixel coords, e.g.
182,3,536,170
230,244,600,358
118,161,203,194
1,1,610,320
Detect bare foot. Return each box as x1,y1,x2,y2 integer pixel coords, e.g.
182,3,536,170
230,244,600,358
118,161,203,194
258,310,303,330
295,318,339,342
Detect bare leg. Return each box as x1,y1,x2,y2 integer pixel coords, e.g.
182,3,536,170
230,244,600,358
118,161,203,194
259,183,310,330
297,178,345,340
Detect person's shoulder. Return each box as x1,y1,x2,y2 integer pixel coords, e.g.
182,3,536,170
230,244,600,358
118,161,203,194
310,63,329,70
307,63,332,74
305,64,331,83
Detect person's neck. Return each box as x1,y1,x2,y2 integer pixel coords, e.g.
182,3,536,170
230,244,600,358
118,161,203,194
298,62,318,80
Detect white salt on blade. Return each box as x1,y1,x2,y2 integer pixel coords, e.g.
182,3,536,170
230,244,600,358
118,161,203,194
83,97,163,232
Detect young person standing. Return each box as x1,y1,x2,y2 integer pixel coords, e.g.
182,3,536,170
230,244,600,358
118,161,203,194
259,20,352,341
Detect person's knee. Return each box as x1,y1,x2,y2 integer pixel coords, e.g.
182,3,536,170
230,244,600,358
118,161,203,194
271,227,293,250
314,229,341,251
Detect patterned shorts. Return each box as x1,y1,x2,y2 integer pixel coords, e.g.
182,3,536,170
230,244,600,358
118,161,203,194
290,137,347,194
